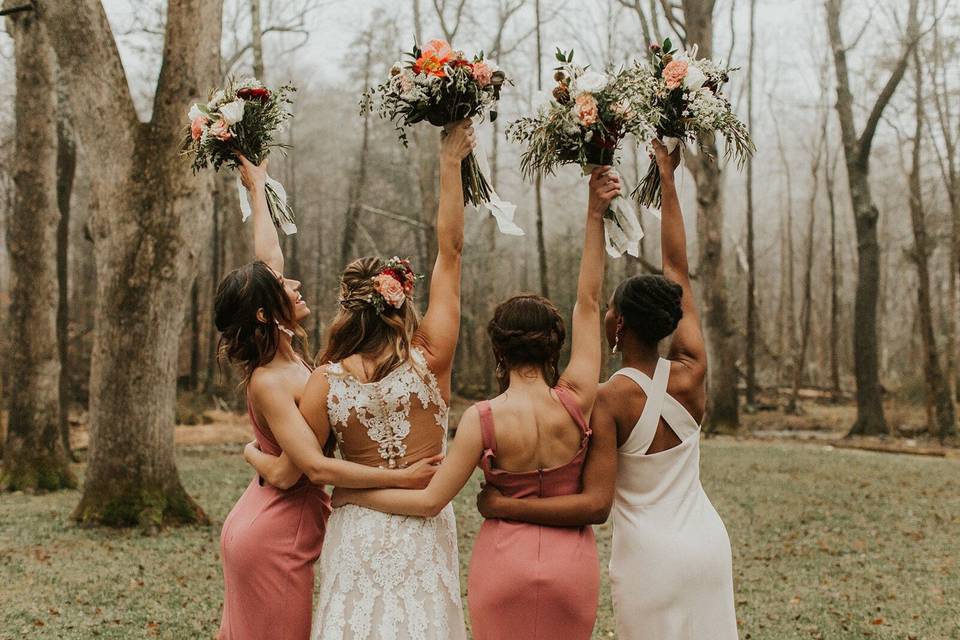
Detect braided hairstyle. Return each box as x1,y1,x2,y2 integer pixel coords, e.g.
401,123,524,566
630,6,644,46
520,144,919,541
612,275,683,345
214,260,308,386
319,256,420,382
488,294,566,391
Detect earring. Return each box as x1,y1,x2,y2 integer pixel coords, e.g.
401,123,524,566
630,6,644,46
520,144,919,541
275,319,295,338
611,333,621,355
496,361,505,378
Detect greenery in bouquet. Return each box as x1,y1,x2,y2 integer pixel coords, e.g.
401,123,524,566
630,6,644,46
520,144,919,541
506,48,660,179
361,39,507,207
635,38,754,208
180,78,297,231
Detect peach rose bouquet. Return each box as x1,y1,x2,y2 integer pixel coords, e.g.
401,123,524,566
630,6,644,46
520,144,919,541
362,39,522,236
180,78,298,234
507,49,660,257
634,38,754,208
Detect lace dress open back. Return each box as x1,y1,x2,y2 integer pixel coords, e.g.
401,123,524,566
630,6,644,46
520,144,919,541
312,348,466,640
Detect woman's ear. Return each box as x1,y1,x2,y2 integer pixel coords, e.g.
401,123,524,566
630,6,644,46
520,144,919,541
616,316,625,334
256,308,268,324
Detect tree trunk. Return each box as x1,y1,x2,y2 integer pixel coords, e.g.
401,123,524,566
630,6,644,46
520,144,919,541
743,0,757,409
907,54,956,440
826,147,842,400
56,88,77,460
533,0,549,296
249,0,265,79
341,31,374,267
1,2,76,492
41,0,221,526
826,0,919,436
788,133,823,414
682,0,739,432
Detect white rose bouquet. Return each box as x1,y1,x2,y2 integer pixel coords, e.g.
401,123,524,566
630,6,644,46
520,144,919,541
180,78,298,234
635,38,754,208
507,49,660,256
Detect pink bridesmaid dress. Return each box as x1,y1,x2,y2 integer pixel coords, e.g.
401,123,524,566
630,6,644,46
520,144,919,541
467,387,600,640
218,401,332,640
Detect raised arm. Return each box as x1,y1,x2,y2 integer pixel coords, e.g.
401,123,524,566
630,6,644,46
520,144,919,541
414,120,475,390
653,140,707,386
237,154,284,274
249,369,440,489
475,388,618,526
557,167,617,412
331,406,485,518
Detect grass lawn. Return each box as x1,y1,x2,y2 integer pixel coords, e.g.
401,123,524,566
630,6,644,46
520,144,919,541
1,439,958,639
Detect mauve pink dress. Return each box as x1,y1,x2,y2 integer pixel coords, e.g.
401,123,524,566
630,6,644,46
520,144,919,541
467,387,600,640
218,400,332,640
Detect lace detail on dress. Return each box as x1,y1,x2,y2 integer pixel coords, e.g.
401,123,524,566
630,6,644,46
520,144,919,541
326,348,449,468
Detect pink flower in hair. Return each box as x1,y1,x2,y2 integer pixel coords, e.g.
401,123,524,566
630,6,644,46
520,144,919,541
373,273,406,309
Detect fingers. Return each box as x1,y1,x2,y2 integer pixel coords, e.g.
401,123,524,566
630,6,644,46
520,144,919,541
425,454,445,466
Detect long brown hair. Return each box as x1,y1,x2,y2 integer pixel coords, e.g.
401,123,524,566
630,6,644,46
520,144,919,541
319,256,420,382
214,260,309,386
487,294,566,392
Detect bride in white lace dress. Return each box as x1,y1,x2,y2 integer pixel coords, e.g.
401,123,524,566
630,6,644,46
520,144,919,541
297,121,474,640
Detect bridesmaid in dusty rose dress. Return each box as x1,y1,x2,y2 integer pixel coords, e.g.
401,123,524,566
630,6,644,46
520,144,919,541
333,166,618,639
214,157,439,640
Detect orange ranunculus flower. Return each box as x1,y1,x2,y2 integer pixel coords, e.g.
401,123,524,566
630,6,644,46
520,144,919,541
414,39,454,77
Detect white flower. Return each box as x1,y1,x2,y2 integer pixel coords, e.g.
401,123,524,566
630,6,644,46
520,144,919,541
187,103,205,121
683,65,707,91
571,70,609,96
219,99,246,125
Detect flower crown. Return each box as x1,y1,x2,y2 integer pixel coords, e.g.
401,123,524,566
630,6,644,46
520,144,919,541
370,257,419,312
338,257,420,314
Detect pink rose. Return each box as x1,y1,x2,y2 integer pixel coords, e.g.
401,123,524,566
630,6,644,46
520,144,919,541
209,118,232,141
373,273,406,309
662,59,688,90
574,93,598,127
472,61,493,87
190,115,207,141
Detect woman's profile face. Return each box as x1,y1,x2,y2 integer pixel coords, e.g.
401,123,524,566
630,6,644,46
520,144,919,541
268,266,310,322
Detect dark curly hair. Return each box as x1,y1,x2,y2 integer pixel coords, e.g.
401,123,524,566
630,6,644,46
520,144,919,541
613,274,683,345
214,260,307,386
488,294,566,391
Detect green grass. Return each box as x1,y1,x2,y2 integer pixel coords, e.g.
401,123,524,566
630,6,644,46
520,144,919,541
1,440,958,639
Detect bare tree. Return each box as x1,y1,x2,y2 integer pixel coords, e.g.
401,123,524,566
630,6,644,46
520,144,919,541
678,0,740,432
38,0,221,526
533,0,549,296
826,0,920,436
743,0,758,409
906,51,956,440
55,86,77,459
1,1,75,492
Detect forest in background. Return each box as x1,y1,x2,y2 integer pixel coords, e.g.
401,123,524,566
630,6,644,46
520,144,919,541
0,0,958,526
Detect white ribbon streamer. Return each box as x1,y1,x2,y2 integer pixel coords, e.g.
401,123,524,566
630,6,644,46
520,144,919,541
584,163,646,258
237,174,297,236
472,117,524,236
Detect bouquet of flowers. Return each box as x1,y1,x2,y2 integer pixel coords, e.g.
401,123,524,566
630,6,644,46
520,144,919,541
363,39,522,235
507,49,660,257
635,38,754,208
180,78,298,234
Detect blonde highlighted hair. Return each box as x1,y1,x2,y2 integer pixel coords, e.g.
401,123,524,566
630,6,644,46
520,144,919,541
319,256,420,381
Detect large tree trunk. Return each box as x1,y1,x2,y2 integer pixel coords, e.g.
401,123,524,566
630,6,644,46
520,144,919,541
826,147,842,400
907,55,956,440
340,30,374,268
682,0,739,432
826,0,918,436
1,2,76,492
40,0,221,526
533,0,549,296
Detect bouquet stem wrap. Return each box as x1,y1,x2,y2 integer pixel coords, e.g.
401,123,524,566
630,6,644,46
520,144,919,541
583,162,651,258
470,118,523,236
236,174,297,235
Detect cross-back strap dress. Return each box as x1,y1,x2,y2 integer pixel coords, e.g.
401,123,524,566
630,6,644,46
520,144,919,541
609,358,738,639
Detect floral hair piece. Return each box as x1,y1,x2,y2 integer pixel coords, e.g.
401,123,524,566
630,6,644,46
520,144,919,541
370,257,419,313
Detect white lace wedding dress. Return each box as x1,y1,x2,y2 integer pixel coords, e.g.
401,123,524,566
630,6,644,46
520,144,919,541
312,348,466,640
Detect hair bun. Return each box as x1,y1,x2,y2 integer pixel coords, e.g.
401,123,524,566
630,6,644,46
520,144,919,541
614,275,683,344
